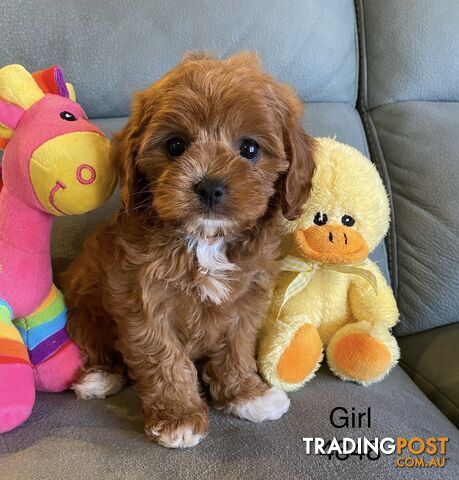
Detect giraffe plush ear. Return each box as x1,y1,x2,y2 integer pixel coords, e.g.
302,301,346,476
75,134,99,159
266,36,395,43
0,64,44,150
0,64,44,110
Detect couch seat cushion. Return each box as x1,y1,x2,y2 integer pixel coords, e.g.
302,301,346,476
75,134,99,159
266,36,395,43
1,366,457,479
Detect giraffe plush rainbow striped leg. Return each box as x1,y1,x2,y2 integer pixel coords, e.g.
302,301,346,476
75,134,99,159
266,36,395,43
15,286,81,392
0,299,35,432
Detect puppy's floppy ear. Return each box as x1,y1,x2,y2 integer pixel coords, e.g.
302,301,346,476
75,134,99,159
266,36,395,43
279,88,316,221
112,91,152,212
281,123,316,221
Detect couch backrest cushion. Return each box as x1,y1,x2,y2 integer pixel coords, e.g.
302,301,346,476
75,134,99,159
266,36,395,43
0,0,358,118
359,0,459,335
362,0,459,109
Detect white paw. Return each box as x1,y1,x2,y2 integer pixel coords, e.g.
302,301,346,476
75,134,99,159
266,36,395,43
147,426,205,449
226,387,290,423
72,370,125,399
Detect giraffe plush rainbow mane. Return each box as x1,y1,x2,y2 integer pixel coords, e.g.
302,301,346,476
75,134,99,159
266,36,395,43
0,64,116,432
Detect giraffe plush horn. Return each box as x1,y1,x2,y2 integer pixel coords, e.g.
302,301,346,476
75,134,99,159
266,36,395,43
32,65,76,101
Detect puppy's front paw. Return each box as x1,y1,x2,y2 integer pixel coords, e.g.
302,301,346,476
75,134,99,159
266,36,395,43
72,369,126,399
225,387,290,423
145,409,208,449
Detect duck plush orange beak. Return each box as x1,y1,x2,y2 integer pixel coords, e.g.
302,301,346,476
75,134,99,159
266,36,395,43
294,223,369,265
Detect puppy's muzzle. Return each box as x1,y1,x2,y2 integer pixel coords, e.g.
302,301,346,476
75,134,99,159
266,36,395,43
194,177,226,209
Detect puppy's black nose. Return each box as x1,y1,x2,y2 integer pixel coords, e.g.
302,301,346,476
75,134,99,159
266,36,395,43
194,177,226,208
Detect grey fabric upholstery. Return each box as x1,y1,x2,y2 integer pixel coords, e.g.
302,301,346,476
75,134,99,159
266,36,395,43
358,0,459,336
399,322,459,426
1,367,458,480
1,0,357,118
371,102,459,335
361,0,459,108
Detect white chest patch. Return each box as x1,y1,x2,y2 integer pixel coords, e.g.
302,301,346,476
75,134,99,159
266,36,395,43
188,237,238,305
195,238,234,273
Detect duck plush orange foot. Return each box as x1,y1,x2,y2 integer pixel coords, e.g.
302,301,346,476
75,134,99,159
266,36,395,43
258,138,400,391
0,65,116,432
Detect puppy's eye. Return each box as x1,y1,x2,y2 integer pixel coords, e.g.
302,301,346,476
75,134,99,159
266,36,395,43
60,111,77,121
342,215,355,227
313,212,328,226
166,137,187,157
239,138,260,161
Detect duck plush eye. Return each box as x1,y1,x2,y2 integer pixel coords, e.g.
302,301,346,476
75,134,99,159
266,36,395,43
60,111,77,121
342,215,355,227
313,212,328,226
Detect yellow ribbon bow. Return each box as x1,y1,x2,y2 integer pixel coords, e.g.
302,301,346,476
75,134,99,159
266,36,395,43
276,255,378,321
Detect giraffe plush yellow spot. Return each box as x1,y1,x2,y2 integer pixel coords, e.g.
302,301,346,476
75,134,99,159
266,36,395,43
258,137,400,391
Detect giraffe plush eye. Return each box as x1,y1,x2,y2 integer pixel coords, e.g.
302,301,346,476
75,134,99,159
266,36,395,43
60,111,77,121
313,212,328,226
342,215,355,227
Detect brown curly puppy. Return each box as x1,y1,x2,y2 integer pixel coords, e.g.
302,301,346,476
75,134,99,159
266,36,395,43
61,53,315,448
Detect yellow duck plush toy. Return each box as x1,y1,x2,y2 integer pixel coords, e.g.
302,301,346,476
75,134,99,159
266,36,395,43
258,137,400,391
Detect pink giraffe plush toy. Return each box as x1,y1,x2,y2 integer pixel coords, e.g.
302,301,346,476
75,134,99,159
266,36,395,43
0,64,116,432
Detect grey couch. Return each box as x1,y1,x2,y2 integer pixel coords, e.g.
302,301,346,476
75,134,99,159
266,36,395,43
0,1,458,479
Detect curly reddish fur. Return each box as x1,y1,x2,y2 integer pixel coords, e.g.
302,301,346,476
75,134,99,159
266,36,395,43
61,53,315,445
